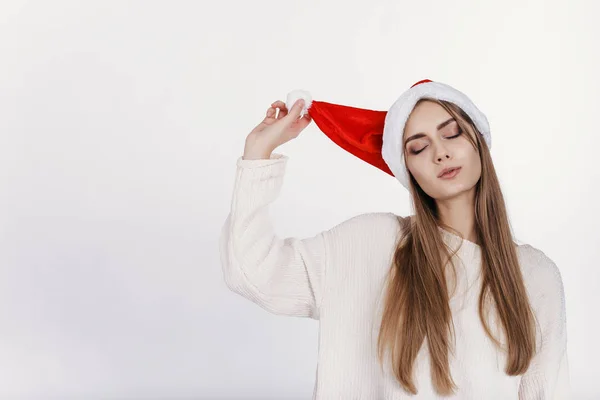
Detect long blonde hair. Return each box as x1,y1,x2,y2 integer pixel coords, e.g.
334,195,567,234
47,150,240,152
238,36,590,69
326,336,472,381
377,98,537,395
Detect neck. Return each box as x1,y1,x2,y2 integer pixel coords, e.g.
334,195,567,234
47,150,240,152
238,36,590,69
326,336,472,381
435,189,478,244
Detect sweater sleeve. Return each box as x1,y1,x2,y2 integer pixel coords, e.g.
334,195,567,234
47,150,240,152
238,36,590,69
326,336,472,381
219,153,328,319
519,256,571,399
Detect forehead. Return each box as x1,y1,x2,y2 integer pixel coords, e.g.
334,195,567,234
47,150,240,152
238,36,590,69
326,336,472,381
404,100,453,134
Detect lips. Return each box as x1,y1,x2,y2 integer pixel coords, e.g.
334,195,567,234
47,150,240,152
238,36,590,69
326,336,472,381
439,167,461,178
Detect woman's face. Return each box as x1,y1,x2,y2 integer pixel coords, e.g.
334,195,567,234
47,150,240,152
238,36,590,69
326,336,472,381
403,100,481,200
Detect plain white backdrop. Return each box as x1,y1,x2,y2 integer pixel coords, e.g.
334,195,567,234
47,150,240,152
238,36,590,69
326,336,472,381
1,0,598,399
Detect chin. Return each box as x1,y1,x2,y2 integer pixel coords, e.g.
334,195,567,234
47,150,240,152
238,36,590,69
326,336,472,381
428,180,472,199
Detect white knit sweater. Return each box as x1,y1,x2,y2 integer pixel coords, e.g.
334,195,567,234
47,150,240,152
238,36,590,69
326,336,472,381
219,153,570,399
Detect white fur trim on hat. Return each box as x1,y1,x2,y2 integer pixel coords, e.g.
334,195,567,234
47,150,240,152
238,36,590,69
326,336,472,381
381,81,492,190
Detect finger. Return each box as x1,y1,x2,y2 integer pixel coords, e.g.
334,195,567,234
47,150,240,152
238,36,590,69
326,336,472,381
286,112,312,138
271,100,288,119
277,108,288,119
296,113,312,129
256,107,276,129
283,99,305,124
263,107,277,124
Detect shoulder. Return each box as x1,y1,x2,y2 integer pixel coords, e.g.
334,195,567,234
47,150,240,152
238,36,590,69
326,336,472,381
326,211,404,237
320,212,406,254
517,244,566,303
320,212,406,279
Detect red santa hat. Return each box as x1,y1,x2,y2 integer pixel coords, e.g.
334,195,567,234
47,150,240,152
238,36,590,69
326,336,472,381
286,79,492,190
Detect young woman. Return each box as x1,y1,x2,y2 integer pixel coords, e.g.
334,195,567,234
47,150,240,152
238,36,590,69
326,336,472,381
219,80,570,399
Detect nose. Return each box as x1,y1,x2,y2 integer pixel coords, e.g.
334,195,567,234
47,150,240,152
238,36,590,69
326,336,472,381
434,142,451,161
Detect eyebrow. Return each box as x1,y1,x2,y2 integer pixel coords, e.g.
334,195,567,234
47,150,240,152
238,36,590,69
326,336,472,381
404,117,456,148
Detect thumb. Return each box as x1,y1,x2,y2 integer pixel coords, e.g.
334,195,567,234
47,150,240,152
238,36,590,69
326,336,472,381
282,99,305,125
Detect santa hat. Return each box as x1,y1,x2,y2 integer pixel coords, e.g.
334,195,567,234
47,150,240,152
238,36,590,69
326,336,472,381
286,79,492,190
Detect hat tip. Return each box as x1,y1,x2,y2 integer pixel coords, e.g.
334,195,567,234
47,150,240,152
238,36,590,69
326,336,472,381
411,79,433,88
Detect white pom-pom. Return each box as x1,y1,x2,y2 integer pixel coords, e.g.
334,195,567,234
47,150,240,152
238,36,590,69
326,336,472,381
286,90,312,118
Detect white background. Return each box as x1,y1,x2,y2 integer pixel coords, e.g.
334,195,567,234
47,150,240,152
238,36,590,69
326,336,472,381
1,0,598,399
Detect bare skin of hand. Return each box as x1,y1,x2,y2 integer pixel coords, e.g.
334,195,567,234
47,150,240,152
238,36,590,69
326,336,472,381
243,99,312,160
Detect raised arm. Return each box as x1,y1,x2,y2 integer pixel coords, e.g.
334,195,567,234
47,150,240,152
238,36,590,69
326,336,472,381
219,96,328,318
219,153,328,319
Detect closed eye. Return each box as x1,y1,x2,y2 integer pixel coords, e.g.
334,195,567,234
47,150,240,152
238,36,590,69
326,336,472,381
447,130,462,139
409,129,463,155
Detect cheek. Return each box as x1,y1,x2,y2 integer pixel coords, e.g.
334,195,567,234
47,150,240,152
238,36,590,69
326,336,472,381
464,143,481,168
406,157,435,185
453,138,479,162
459,144,482,181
